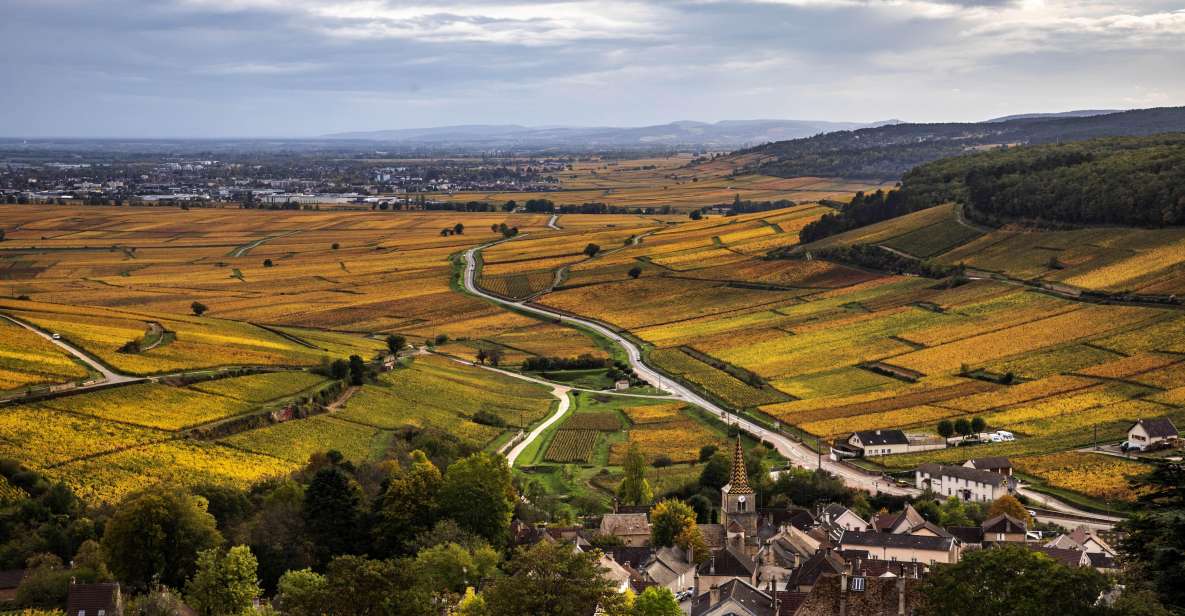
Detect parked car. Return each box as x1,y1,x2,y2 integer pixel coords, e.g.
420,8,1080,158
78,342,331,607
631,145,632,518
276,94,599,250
996,430,1015,441
1121,440,1145,452
988,433,1003,443
51,333,62,340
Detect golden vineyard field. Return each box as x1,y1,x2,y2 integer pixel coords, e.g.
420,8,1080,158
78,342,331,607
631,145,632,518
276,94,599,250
3,190,1184,507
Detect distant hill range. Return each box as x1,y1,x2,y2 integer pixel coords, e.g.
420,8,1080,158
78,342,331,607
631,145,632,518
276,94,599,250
734,106,1185,180
984,109,1120,123
321,119,902,149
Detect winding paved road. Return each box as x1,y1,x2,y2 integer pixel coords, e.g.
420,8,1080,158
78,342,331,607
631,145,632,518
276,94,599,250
1,314,139,385
426,350,572,466
461,242,917,497
461,239,1126,527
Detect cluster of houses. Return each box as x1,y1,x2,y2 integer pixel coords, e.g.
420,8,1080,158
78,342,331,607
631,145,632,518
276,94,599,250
840,418,1180,461
510,440,1122,616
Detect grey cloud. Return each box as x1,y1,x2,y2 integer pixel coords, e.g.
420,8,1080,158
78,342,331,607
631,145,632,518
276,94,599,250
0,0,1182,137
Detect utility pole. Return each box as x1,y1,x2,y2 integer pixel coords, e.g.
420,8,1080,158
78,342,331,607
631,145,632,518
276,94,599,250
817,436,822,470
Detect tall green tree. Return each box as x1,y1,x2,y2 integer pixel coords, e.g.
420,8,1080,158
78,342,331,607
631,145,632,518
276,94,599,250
918,545,1108,616
649,499,696,548
322,556,433,616
617,443,653,506
386,334,407,354
15,553,72,608
302,466,365,563
185,546,261,616
1120,462,1185,611
348,354,366,385
698,451,731,491
244,480,316,593
938,496,972,527
631,586,681,616
275,568,328,616
414,542,500,595
484,542,625,616
439,452,516,547
102,489,222,590
373,451,442,556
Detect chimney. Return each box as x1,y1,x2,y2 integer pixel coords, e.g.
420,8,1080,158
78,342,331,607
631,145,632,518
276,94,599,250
709,584,720,606
839,573,849,616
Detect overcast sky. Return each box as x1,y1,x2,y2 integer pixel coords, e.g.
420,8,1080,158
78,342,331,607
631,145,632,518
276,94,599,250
3,0,1183,137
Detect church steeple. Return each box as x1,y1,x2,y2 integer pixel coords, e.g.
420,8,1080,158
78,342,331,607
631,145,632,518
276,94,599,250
727,435,753,495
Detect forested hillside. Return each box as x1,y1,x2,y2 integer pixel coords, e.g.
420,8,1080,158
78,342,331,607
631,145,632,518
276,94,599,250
800,134,1185,243
737,106,1185,180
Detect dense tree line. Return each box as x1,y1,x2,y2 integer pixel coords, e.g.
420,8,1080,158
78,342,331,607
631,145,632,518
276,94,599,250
9,435,1185,614
721,197,796,215
522,355,611,371
738,106,1185,180
771,244,961,278
798,189,912,243
798,135,1185,244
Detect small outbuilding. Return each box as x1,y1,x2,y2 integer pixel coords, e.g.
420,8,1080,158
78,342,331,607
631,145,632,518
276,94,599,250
847,429,909,457
1127,418,1178,449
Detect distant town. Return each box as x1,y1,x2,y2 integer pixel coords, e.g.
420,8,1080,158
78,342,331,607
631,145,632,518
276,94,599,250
0,150,580,209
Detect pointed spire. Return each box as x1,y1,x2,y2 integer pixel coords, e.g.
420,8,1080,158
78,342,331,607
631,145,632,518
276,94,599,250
728,435,754,495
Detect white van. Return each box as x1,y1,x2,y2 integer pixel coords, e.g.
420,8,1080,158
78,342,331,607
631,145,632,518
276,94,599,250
996,430,1015,442
988,433,1003,443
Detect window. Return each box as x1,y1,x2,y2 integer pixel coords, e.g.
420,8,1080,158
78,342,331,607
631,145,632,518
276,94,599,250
850,577,866,592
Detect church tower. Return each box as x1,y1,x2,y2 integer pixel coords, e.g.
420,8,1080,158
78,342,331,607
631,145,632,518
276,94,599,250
720,436,758,538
